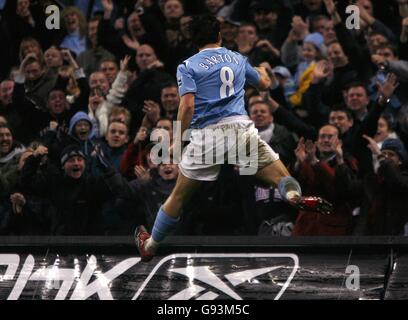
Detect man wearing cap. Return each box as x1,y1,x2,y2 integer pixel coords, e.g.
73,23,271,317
220,18,240,50
271,66,297,105
347,138,408,235
19,144,131,235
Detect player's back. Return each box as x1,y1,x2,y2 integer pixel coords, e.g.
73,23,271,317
177,47,259,129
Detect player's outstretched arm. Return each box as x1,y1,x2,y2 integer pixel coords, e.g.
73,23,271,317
254,66,273,91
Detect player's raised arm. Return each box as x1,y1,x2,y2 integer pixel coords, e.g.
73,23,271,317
254,66,273,91
244,59,273,91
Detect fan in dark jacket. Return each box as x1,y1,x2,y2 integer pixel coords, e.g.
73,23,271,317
19,144,131,235
345,139,408,235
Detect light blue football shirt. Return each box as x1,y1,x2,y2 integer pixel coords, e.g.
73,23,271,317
176,47,260,129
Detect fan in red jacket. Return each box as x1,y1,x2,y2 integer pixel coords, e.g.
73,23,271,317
292,124,359,235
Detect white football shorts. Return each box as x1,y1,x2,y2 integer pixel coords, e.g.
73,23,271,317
179,116,280,181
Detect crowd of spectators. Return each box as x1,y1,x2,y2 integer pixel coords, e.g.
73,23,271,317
1,0,408,237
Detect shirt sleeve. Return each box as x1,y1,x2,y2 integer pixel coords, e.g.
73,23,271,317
244,58,260,87
176,62,197,96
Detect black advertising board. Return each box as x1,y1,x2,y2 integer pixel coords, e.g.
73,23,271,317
0,236,405,300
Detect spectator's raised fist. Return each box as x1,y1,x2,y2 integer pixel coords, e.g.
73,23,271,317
33,145,48,158
134,126,148,144
10,193,26,215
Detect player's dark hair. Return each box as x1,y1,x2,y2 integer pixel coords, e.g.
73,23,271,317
189,15,220,48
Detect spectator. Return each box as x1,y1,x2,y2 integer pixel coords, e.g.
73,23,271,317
89,71,110,96
288,33,325,112
251,0,290,48
124,44,173,131
59,6,88,57
109,106,132,128
236,22,281,67
292,125,358,235
362,114,399,172
99,58,119,86
93,120,130,176
77,16,116,77
117,160,181,234
19,144,130,235
0,124,25,199
349,138,408,235
220,17,239,50
160,83,179,121
162,0,184,48
248,99,296,165
167,15,196,74
98,0,167,61
294,0,327,20
44,46,64,75
88,56,132,138
16,53,57,112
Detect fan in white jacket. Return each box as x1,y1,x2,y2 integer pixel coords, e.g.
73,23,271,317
88,56,132,138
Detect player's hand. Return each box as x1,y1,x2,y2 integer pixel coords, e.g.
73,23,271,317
259,62,279,89
255,66,272,90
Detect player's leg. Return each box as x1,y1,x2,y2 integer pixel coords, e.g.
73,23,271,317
162,172,202,218
242,125,302,202
147,172,202,250
255,140,332,213
136,171,202,261
255,159,302,202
